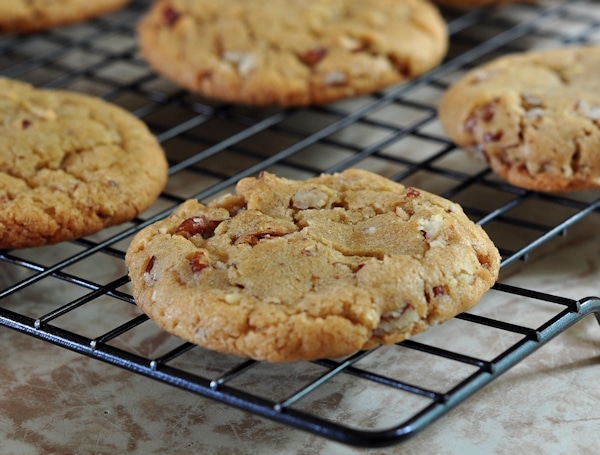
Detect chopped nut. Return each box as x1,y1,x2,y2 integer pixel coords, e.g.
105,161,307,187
417,215,446,247
524,107,545,118
323,71,347,86
480,101,496,121
464,99,498,133
340,35,368,52
394,206,410,220
300,46,328,66
189,251,209,274
163,6,180,26
575,100,600,121
21,102,56,121
145,255,156,274
389,56,411,78
224,293,241,305
362,225,377,235
143,255,158,285
469,70,491,84
522,94,543,109
433,285,446,297
175,216,220,239
302,243,318,256
222,50,256,76
235,235,259,246
464,116,477,134
483,131,503,143
292,187,329,210
234,231,281,246
406,187,420,198
374,303,419,335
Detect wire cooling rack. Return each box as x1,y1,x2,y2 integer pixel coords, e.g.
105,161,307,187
1,0,600,448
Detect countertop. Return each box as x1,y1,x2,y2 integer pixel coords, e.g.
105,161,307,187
1,1,600,454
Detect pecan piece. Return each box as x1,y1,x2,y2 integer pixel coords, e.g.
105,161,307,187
300,46,328,66
483,131,503,143
291,187,329,210
142,255,158,285
433,285,446,297
323,71,347,86
175,216,220,239
464,99,498,133
163,6,180,26
189,251,209,274
145,255,156,274
406,187,420,198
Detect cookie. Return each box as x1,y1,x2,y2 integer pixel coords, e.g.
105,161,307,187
136,0,448,106
439,45,600,192
125,169,500,362
0,77,168,249
0,0,128,34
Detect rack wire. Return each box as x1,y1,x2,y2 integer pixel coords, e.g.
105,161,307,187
1,0,600,448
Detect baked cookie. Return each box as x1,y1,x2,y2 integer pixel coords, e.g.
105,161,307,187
125,169,500,362
439,45,600,192
136,0,448,106
0,77,168,249
0,0,128,34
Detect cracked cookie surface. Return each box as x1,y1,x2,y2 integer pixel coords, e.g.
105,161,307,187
439,45,600,192
136,0,448,106
0,77,168,249
125,169,500,362
0,0,128,34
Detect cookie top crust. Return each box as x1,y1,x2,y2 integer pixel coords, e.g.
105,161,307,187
439,45,600,192
125,169,500,362
0,0,128,34
136,0,448,106
0,77,168,249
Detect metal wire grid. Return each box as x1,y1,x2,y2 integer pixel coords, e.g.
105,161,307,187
1,0,600,448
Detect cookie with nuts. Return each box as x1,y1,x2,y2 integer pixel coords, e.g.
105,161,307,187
439,45,600,192
136,0,448,106
0,0,128,34
125,169,500,362
0,77,168,249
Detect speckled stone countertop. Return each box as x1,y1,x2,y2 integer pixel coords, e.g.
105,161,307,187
1,212,599,455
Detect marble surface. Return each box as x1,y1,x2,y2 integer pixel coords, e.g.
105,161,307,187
1,212,599,455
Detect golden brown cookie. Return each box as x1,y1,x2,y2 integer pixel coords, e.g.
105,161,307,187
136,0,448,106
0,0,129,34
125,169,500,362
439,45,600,192
0,77,168,249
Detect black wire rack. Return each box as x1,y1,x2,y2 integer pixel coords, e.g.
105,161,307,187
1,0,600,448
